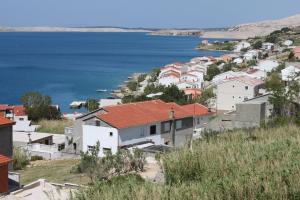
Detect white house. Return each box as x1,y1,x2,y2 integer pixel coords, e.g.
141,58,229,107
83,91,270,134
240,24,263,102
233,58,244,65
245,68,267,80
281,65,300,81
283,40,293,47
176,82,196,90
216,76,265,111
262,43,274,51
0,105,38,132
69,100,213,157
211,71,247,85
243,50,259,61
254,60,279,73
234,41,251,52
158,72,180,86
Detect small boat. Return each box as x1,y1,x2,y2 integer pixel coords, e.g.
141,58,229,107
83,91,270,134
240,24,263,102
96,89,108,92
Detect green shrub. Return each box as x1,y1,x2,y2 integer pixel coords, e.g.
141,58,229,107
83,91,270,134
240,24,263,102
30,155,43,161
13,148,30,170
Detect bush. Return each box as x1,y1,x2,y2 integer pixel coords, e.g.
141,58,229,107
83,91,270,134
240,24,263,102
30,155,43,161
37,119,73,134
13,148,30,170
76,125,300,200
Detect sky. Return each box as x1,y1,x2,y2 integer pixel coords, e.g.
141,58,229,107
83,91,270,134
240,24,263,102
1,0,300,28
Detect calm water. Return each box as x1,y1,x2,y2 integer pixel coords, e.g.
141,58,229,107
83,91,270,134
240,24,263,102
0,32,227,112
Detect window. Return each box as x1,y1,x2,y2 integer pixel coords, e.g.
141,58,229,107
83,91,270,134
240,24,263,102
109,132,113,137
88,145,95,152
19,118,24,121
244,97,249,101
233,96,235,99
176,120,182,130
163,122,171,132
150,125,156,135
232,85,235,88
245,86,248,90
95,121,100,126
103,148,112,155
197,118,200,124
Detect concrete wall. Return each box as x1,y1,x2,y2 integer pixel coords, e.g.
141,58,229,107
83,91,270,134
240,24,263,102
119,123,163,146
0,126,13,158
82,125,119,157
217,80,259,111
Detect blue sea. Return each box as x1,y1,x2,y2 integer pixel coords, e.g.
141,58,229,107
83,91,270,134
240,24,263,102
0,32,227,112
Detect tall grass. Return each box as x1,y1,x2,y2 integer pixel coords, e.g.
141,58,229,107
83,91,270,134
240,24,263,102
13,147,29,170
37,119,73,134
75,125,300,200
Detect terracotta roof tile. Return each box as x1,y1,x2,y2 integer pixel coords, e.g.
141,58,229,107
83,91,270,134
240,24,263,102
0,116,15,126
97,100,211,129
0,154,11,166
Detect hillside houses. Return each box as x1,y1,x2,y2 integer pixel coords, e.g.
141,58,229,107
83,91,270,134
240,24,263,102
66,100,213,157
158,57,212,89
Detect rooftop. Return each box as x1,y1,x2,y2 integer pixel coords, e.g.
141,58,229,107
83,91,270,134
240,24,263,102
223,76,264,86
0,116,15,126
0,154,11,166
97,100,211,129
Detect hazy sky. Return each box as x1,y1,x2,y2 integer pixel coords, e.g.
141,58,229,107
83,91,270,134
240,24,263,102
1,0,300,28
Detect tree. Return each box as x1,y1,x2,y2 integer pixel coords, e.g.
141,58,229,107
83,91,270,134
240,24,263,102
21,92,61,121
86,99,99,112
266,73,300,116
205,65,221,81
160,85,187,105
265,34,277,43
194,88,214,106
137,74,147,83
288,52,295,61
252,40,262,49
127,81,138,91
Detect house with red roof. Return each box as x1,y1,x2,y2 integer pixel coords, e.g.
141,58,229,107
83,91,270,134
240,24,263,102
216,76,265,111
0,105,38,132
67,100,213,157
0,117,15,162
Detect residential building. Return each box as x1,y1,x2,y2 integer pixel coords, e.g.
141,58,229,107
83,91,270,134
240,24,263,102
0,154,12,193
216,76,265,111
158,72,180,86
281,65,300,81
234,41,251,52
293,46,300,59
98,98,122,108
0,105,38,132
262,42,275,51
254,60,279,72
211,71,248,85
243,50,259,61
66,100,213,157
283,40,293,46
0,117,15,159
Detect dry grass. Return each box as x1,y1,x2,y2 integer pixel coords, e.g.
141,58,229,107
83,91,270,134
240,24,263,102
17,159,90,186
76,125,300,200
37,119,73,134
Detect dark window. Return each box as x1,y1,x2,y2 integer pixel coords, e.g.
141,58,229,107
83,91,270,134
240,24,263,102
150,125,156,135
88,145,95,152
245,86,248,90
109,132,113,137
19,118,24,121
103,148,112,155
232,85,235,88
95,121,100,126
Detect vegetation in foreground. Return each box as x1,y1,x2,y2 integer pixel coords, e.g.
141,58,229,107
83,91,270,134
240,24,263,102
37,119,73,134
75,125,300,200
17,159,90,185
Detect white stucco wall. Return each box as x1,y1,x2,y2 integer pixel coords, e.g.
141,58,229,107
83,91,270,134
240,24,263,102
158,76,180,86
217,80,256,111
82,125,119,157
118,123,164,146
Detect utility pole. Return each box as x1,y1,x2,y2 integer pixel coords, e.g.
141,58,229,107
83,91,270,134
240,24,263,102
169,108,176,146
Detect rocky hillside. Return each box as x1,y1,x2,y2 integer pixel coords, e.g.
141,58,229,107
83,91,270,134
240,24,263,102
203,13,300,39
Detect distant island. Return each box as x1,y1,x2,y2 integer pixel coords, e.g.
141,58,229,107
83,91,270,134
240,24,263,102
1,13,300,39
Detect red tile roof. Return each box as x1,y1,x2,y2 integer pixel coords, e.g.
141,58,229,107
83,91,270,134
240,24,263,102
181,103,212,116
13,106,26,116
0,116,15,126
0,105,26,116
0,154,11,166
97,100,212,129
